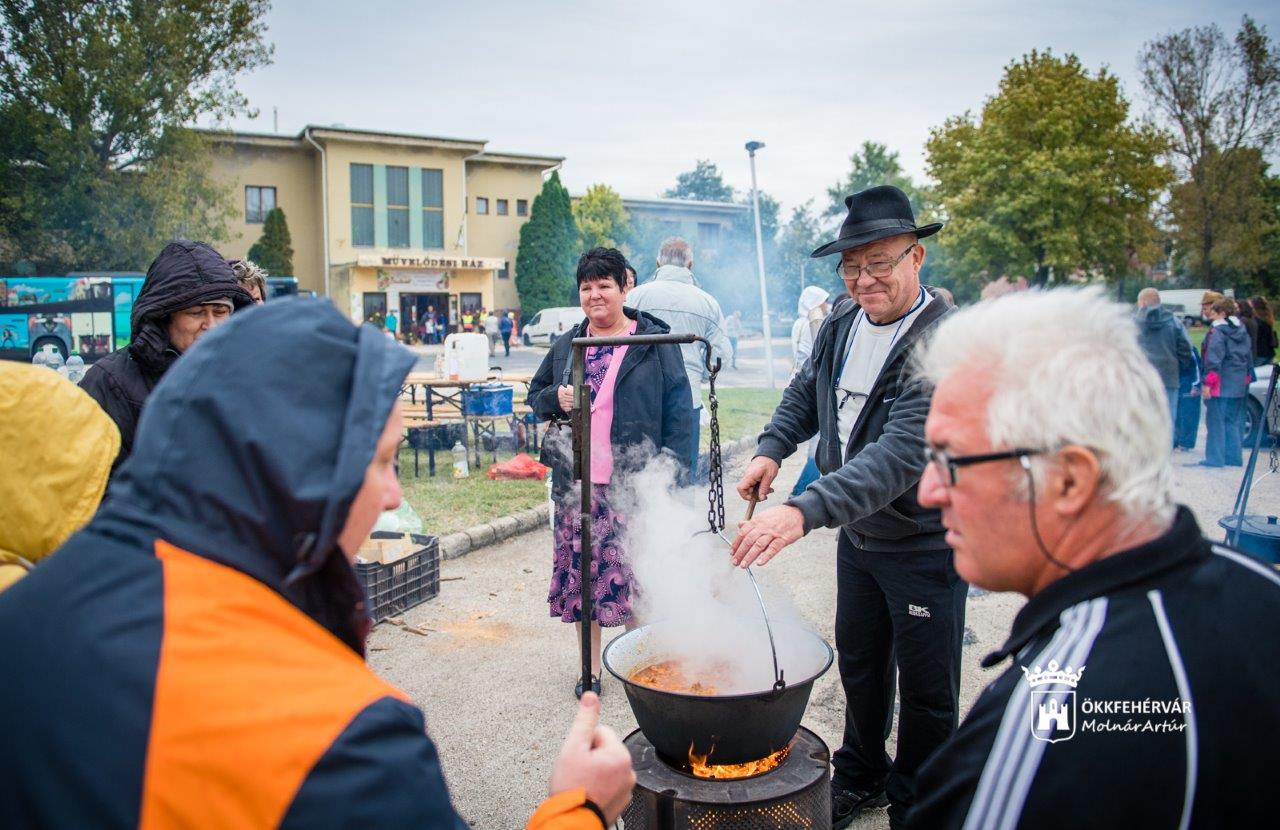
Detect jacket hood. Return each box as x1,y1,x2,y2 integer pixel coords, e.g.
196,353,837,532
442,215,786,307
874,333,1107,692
652,264,696,285
797,286,830,316
1215,319,1252,347
96,298,416,653
128,240,255,376
0,364,119,590
1138,304,1174,328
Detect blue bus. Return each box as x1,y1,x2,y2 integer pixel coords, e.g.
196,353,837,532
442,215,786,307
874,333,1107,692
1,274,298,362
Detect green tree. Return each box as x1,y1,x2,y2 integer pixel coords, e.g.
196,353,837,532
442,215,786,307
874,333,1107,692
926,50,1169,287
0,0,272,273
1139,15,1280,283
516,171,579,318
826,141,929,218
572,183,630,251
664,160,735,202
247,207,294,276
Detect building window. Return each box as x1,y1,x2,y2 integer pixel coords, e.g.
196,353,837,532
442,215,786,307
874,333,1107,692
245,186,276,223
362,292,387,325
496,199,509,216
516,199,528,217
476,197,489,215
498,260,510,279
697,222,721,250
461,292,482,314
386,166,409,248
422,168,444,249
350,164,374,247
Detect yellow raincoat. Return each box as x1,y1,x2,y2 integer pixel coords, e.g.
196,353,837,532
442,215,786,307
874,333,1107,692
0,363,119,591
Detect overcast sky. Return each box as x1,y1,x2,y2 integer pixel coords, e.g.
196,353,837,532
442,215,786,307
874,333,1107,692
213,1,1278,218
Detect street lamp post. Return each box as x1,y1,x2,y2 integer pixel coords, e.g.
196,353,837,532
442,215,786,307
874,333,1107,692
746,141,775,389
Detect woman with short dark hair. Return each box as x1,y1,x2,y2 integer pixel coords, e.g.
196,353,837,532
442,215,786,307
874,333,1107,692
527,247,693,698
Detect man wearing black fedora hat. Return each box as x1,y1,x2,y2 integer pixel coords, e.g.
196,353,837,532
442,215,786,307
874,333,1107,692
731,185,965,829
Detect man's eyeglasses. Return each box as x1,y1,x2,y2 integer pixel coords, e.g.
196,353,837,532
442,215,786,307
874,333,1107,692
837,243,917,281
924,446,1041,487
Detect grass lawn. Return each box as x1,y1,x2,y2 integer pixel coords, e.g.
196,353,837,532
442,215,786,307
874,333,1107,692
1188,325,1207,350
399,387,784,535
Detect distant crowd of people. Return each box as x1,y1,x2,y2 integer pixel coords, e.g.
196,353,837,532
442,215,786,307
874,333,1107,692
1135,288,1276,468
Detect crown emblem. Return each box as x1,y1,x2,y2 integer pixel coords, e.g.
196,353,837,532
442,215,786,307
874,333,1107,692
1021,659,1085,688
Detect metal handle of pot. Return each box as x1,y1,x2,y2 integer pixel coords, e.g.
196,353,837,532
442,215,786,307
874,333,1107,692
744,491,785,692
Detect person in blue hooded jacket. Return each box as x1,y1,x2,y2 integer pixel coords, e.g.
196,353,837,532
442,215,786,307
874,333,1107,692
0,298,633,829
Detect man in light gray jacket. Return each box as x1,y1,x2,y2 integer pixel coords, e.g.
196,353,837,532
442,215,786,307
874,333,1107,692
626,237,732,473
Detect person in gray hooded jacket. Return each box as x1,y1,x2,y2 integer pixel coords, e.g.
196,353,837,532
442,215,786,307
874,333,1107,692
730,186,964,830
625,237,731,473
1134,287,1193,428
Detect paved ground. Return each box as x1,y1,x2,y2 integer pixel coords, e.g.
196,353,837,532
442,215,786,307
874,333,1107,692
368,433,1277,828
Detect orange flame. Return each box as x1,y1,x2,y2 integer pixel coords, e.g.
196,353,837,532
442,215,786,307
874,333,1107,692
687,743,791,779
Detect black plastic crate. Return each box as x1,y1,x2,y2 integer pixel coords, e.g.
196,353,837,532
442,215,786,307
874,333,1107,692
356,533,440,623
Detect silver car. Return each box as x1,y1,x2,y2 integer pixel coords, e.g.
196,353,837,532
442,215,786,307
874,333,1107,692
1245,363,1278,447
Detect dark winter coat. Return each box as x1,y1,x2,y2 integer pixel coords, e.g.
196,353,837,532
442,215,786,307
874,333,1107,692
754,289,954,551
79,240,253,471
908,508,1280,829
1255,319,1277,363
1204,318,1254,398
0,300,479,828
527,308,693,498
1135,304,1193,389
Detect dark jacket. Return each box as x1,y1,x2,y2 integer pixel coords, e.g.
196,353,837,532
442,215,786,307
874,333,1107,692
1255,319,1277,363
909,508,1280,829
1204,318,1254,398
79,240,253,471
527,308,693,498
1136,304,1193,389
755,289,953,551
0,300,475,828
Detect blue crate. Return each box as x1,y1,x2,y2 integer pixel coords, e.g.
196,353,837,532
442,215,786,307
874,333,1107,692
462,383,513,416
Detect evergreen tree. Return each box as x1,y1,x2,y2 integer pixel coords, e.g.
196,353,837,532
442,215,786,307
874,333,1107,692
247,207,294,275
664,160,735,202
516,171,579,319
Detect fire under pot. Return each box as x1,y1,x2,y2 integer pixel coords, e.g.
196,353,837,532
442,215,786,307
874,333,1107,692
619,726,831,830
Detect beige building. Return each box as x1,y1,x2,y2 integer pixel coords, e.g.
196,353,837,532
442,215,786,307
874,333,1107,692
205,125,562,333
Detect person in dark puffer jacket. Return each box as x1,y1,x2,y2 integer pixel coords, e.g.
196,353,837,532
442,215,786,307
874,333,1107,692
79,240,253,473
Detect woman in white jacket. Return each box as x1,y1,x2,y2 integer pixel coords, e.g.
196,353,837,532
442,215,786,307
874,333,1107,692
790,286,830,495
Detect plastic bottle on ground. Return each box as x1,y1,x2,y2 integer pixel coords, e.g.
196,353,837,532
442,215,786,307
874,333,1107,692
452,441,469,478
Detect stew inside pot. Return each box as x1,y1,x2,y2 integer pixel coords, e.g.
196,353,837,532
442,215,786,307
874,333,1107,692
628,659,733,696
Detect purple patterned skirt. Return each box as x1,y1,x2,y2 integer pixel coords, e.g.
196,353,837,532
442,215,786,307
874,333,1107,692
549,484,633,626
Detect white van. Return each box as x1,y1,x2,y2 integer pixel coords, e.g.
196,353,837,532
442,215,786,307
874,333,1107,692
521,307,584,347
1159,288,1234,325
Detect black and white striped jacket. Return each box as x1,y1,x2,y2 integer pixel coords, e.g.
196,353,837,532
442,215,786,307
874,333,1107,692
909,507,1280,829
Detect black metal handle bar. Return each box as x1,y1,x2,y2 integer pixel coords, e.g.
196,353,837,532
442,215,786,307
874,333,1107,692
571,332,721,376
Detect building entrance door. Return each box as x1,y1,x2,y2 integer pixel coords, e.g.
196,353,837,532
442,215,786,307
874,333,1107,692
401,292,450,344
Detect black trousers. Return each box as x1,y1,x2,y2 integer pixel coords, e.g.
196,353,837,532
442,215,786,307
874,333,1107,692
831,531,967,825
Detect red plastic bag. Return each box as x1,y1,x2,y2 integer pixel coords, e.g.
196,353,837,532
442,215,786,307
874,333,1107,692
487,453,549,481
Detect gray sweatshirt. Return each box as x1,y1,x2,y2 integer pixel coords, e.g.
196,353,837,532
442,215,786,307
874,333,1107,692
626,265,732,403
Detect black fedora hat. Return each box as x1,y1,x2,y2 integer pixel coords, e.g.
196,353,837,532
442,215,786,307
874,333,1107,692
811,185,942,258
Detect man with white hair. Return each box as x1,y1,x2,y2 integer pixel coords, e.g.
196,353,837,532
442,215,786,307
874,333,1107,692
907,287,1280,828
626,237,731,474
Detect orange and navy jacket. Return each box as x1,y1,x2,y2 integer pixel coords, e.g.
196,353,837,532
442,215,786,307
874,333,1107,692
0,300,604,829
0,528,604,829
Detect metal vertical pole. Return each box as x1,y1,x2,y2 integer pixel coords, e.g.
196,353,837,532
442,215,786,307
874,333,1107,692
747,143,775,389
572,345,593,694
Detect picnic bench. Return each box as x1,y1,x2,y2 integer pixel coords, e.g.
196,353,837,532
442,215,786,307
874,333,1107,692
398,372,543,476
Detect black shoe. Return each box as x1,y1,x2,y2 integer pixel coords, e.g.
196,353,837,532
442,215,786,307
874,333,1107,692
832,784,888,829
574,676,602,699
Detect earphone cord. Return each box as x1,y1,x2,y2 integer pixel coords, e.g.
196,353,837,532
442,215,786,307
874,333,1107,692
1021,455,1076,573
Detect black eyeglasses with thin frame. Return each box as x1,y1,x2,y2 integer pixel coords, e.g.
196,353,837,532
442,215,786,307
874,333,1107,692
925,446,1041,487
837,243,917,281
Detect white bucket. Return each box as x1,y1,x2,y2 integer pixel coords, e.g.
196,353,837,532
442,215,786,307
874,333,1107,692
444,333,489,379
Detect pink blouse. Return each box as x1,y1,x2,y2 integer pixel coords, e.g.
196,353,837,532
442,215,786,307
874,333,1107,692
589,320,637,484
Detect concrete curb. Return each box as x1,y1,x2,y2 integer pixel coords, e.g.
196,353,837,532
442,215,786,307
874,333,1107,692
439,435,760,559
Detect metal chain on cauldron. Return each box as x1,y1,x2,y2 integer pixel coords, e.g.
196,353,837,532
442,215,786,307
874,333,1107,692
705,348,725,535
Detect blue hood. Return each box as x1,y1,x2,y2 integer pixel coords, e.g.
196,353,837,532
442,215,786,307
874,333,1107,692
95,298,416,653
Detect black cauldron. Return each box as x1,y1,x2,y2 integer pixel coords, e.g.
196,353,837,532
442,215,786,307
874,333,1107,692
603,620,833,766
